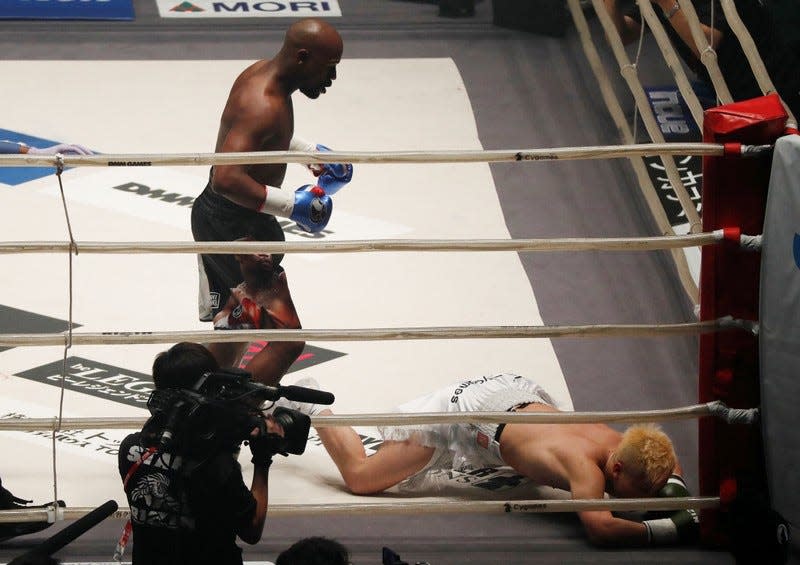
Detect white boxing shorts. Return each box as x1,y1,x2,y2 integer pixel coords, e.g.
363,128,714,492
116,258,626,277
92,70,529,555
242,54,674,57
378,373,561,492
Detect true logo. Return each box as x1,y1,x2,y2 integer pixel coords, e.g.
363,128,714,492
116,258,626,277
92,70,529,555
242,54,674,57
647,90,690,135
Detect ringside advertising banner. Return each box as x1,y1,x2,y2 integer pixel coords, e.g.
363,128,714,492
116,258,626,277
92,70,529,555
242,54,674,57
639,84,712,286
642,85,703,229
0,0,134,20
157,0,341,17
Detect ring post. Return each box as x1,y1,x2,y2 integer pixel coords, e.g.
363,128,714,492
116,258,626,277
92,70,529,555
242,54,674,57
698,93,787,545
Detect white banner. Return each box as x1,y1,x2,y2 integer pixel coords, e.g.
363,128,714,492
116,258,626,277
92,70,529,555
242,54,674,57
156,0,341,17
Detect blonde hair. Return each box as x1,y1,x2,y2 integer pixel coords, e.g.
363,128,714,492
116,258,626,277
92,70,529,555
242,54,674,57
615,424,676,492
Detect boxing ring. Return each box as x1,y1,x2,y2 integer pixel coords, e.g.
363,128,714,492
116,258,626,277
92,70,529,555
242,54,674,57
0,1,797,558
0,134,778,532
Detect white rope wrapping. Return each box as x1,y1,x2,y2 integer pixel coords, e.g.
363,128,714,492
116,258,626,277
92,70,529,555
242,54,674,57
719,317,759,336
708,402,760,425
0,318,732,347
0,496,720,523
0,143,737,168
0,402,722,432
739,234,762,252
0,233,726,255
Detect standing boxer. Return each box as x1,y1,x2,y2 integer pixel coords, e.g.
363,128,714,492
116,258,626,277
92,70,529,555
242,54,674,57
191,18,353,375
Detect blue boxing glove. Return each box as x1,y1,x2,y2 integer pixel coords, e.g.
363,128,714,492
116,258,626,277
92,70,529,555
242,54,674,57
309,144,353,196
291,184,332,233
258,183,332,233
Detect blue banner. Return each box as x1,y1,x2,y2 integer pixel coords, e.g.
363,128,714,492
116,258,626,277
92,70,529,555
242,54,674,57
639,85,709,228
0,0,134,21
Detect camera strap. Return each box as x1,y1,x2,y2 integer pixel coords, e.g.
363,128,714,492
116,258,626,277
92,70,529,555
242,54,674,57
113,446,157,562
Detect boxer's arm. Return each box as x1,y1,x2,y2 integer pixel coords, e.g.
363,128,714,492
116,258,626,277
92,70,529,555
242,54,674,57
572,468,650,546
212,102,284,210
578,509,650,546
652,0,724,58
212,114,332,231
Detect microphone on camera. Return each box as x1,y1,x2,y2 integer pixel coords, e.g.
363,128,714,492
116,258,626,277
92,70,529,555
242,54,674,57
275,385,334,405
246,377,334,405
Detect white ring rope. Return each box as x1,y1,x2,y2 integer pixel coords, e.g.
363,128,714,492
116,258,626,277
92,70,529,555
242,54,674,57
0,135,757,529
0,318,739,348
0,232,734,255
0,142,760,168
0,400,755,432
0,497,720,524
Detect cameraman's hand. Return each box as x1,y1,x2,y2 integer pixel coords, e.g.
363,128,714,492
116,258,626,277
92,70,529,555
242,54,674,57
248,417,287,467
265,415,285,436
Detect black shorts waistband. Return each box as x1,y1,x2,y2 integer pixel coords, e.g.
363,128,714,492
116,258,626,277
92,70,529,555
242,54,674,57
493,402,534,441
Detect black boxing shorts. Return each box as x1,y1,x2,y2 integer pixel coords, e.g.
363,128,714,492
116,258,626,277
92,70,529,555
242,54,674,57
191,182,285,321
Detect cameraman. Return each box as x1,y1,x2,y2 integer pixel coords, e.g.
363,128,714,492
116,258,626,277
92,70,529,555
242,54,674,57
118,342,285,565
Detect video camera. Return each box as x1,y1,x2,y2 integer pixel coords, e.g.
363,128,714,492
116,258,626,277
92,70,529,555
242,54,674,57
144,368,334,457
